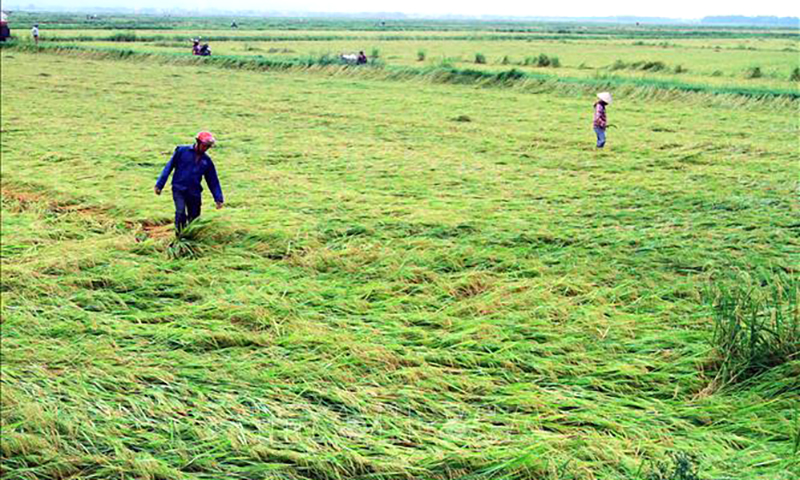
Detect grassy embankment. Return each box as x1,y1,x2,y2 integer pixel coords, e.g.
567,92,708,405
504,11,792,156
4,41,799,101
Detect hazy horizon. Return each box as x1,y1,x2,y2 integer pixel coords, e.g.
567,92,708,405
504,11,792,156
1,0,798,20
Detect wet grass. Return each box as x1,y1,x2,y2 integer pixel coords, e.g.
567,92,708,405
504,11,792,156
1,45,798,480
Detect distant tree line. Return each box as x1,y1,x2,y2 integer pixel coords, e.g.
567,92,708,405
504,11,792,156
701,16,799,27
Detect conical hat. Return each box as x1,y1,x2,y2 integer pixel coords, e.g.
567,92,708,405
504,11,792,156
597,92,612,104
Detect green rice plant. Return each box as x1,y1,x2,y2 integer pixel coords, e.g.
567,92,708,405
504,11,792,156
163,218,226,259
706,272,799,386
436,56,457,68
494,68,525,82
165,234,202,259
793,408,800,456
152,40,187,48
500,55,510,65
746,66,763,78
673,64,688,74
107,31,137,42
370,47,380,59
316,53,343,66
610,59,628,71
632,60,667,72
790,67,800,81
417,49,426,61
293,53,347,66
645,453,701,480
474,52,486,64
537,53,551,67
549,56,561,67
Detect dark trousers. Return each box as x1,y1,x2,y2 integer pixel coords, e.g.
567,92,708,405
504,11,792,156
173,189,202,232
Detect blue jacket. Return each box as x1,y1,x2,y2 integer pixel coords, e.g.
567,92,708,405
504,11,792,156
156,145,224,203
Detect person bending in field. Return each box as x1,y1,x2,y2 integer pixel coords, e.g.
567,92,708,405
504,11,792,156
155,131,224,232
593,92,612,148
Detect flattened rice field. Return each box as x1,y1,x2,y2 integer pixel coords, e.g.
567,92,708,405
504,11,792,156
1,18,799,480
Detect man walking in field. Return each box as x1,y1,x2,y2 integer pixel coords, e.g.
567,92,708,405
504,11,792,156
31,24,39,46
155,131,224,232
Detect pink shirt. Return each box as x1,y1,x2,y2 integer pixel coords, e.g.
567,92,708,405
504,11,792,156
593,102,607,129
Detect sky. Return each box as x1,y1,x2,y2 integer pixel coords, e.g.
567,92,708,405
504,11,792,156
3,0,798,19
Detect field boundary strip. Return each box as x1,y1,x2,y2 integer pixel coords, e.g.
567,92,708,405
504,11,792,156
3,42,799,103
34,30,800,42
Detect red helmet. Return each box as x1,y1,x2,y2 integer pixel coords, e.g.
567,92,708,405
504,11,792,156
196,131,216,145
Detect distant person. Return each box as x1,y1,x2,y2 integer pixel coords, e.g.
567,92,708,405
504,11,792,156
155,132,224,232
231,21,238,29
593,92,612,148
191,38,211,56
357,51,367,65
31,24,39,46
0,12,10,42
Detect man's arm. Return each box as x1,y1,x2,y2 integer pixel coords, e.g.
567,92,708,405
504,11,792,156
155,147,179,194
204,161,224,208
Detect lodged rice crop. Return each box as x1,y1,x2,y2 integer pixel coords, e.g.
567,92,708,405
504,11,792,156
1,18,798,479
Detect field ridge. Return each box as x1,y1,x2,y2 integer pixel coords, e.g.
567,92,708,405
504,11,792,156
4,42,799,102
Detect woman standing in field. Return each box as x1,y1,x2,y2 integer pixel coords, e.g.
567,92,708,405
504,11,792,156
154,131,224,232
593,92,612,148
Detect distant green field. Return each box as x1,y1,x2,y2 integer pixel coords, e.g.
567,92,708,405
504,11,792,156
8,11,798,35
1,15,799,480
54,35,795,89
14,20,798,92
